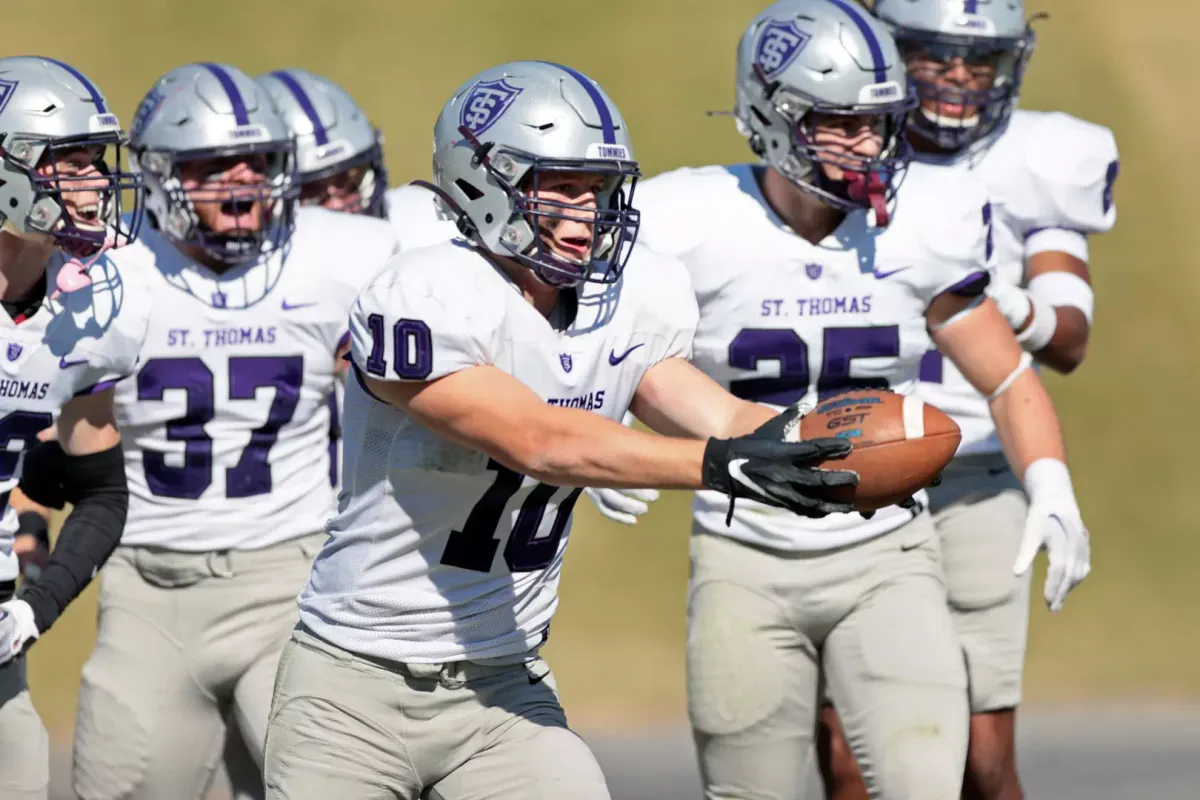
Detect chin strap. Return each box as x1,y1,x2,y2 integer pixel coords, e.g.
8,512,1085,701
845,171,890,227
52,236,114,301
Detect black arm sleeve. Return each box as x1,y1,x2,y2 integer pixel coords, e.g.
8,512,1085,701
17,443,128,634
16,440,68,511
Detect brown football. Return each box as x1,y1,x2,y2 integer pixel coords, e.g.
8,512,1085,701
791,389,961,512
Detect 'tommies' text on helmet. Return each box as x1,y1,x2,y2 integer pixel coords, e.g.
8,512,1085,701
0,56,143,257
129,62,297,267
431,61,641,288
873,0,1034,151
256,69,388,219
735,0,917,224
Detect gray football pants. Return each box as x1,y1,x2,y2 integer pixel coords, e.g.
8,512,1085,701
263,626,610,800
688,516,969,800
71,534,324,800
928,452,1031,713
0,658,49,799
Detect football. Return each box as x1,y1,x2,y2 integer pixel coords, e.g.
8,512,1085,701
790,389,961,512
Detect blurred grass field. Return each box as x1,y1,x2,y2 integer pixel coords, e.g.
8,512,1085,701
8,0,1197,739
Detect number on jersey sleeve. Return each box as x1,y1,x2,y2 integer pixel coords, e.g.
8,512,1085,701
365,314,432,380
138,355,304,499
728,325,900,404
441,459,583,573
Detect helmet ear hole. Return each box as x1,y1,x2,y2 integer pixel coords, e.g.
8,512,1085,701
455,179,484,202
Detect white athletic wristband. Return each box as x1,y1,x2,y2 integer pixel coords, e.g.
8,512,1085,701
988,281,1033,331
986,351,1033,401
1014,290,1057,352
1029,271,1095,326
1022,457,1077,506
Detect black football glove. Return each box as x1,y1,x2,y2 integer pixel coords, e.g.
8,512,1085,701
702,405,858,523
17,440,67,511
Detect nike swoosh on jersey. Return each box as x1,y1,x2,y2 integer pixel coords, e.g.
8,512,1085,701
871,266,913,280
608,343,644,366
58,356,87,369
281,300,318,311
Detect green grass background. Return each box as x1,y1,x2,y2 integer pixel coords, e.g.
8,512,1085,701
6,0,1194,738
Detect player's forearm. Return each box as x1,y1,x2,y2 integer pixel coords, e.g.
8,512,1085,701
987,368,1068,478
1034,306,1090,374
514,408,707,490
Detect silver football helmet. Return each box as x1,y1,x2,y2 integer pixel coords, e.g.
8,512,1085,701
129,62,297,266
873,0,1034,150
0,56,142,256
428,61,640,288
735,0,916,224
256,69,387,218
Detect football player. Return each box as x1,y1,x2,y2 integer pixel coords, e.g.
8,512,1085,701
261,60,861,800
257,67,397,498
67,63,397,800
612,1,1092,797
818,2,1118,799
256,68,388,219
0,56,151,800
256,67,457,249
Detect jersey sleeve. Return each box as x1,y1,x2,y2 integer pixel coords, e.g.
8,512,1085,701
1019,112,1119,260
637,251,699,363
902,167,993,305
349,253,491,383
69,249,154,395
633,167,716,260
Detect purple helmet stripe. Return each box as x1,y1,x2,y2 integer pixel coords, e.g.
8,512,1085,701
964,0,980,12
825,0,888,84
42,57,105,113
270,70,329,146
199,62,251,126
539,62,616,145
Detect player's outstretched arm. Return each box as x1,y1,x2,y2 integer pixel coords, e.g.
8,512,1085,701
362,362,857,519
929,295,1090,612
0,390,129,663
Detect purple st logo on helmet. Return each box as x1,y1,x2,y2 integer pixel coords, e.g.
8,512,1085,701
459,79,523,137
0,79,18,117
559,353,573,373
755,19,811,80
5,342,21,362
805,262,822,280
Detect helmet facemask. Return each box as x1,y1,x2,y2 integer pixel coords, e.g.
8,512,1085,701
141,140,297,267
1,129,144,257
297,138,389,218
456,125,641,288
751,66,916,225
895,25,1035,151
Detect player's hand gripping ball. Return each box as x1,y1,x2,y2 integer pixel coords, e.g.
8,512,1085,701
788,389,961,512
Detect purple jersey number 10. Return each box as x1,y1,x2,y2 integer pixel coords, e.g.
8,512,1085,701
727,325,901,403
441,459,583,574
138,355,304,499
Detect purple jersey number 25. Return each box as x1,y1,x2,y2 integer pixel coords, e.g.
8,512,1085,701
728,325,901,403
138,355,304,499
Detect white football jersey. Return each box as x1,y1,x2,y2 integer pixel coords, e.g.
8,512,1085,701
299,241,697,663
383,184,462,253
916,110,1118,455
636,162,989,552
0,252,151,585
113,206,397,551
